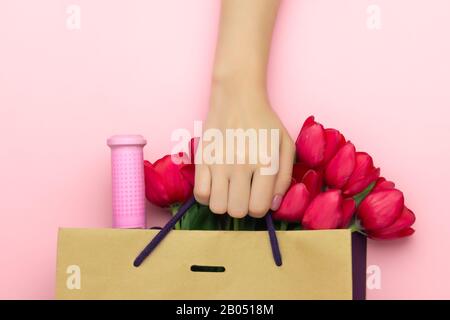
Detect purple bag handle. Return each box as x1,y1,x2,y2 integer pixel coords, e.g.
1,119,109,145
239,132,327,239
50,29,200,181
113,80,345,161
134,196,282,267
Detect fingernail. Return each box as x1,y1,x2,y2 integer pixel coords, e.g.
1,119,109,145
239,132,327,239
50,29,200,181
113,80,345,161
271,194,283,211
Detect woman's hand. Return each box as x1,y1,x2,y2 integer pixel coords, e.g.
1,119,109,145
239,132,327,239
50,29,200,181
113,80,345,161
194,79,295,218
194,0,290,218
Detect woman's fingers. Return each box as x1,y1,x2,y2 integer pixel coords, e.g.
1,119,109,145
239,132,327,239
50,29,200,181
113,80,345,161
193,164,211,205
249,169,276,218
271,136,295,210
227,169,252,218
209,168,229,214
200,135,294,217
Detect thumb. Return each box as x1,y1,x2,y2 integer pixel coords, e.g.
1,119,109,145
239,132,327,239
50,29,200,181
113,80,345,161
271,137,295,211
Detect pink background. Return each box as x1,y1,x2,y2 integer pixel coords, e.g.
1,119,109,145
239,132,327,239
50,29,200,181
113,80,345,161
0,0,449,299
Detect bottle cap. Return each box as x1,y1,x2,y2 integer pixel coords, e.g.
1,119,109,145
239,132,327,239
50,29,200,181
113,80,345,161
107,135,147,147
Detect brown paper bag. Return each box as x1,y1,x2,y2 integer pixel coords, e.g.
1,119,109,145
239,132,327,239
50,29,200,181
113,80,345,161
55,228,366,300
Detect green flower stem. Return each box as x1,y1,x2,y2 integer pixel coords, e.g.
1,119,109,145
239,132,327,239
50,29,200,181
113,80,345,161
280,221,289,231
353,181,376,207
350,225,368,236
170,204,181,230
349,224,360,233
349,218,366,236
233,218,240,231
225,215,232,231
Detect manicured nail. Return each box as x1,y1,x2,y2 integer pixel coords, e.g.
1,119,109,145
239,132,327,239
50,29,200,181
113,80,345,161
271,194,283,211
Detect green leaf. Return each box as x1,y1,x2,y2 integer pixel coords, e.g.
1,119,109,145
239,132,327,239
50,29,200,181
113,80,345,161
255,217,268,231
169,203,181,230
169,204,180,215
233,218,240,231
279,221,289,231
180,203,220,230
231,216,262,231
216,214,231,230
290,224,302,230
243,216,258,231
353,181,376,207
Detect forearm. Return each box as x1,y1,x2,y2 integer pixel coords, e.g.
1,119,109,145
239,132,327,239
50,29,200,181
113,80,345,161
213,0,281,89
197,0,293,217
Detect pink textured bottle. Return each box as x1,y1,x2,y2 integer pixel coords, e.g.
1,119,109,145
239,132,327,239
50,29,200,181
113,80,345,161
107,135,147,228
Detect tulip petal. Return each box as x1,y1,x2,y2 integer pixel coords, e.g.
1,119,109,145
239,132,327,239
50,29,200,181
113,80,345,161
325,142,356,188
273,183,311,223
144,160,171,207
370,227,415,239
301,115,316,130
344,168,380,197
302,190,343,230
323,128,346,164
301,169,323,197
295,116,326,167
146,154,194,207
369,207,416,239
292,162,310,183
341,198,356,228
358,189,404,231
373,177,396,192
343,152,380,196
189,137,200,164
180,163,195,187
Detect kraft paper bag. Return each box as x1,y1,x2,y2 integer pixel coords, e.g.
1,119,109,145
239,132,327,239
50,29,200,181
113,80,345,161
55,228,366,300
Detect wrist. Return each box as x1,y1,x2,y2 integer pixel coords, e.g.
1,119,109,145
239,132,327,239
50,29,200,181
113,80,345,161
209,76,270,113
212,63,267,93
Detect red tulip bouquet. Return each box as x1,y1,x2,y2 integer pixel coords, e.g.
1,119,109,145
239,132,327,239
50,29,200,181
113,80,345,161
144,116,415,240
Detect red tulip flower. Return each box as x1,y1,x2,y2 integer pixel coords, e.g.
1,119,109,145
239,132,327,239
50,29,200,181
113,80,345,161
292,163,323,197
144,153,195,207
325,142,356,188
357,187,405,231
273,183,311,222
323,128,346,164
341,198,357,228
373,177,396,192
301,169,323,198
292,162,310,183
295,116,325,167
295,116,345,168
343,152,380,196
357,177,415,239
368,206,416,239
302,190,356,230
189,137,199,165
